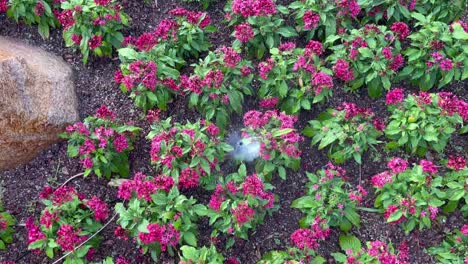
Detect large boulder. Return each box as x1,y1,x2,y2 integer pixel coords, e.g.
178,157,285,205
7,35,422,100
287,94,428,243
0,37,79,171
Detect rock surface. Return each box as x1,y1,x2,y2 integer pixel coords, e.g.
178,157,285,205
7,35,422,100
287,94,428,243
0,37,78,171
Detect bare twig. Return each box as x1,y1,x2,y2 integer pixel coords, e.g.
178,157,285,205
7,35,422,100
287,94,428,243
51,213,117,264
58,172,84,188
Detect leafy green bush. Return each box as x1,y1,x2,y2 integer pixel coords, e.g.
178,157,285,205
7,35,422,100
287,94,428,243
399,19,468,90
303,102,383,164
427,225,468,264
115,172,207,261
292,163,365,232
6,0,59,38
60,0,130,63
61,105,140,178
384,91,465,155
0,206,15,250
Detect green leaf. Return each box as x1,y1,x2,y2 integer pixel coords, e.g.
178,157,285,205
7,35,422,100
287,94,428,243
184,232,197,246
387,210,403,223
358,47,373,58
277,27,298,38
278,166,286,180
339,234,362,253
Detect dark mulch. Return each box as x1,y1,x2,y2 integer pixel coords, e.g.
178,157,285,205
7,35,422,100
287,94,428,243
0,1,467,263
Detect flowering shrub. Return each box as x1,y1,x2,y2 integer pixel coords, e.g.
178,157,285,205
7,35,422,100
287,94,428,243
116,43,183,111
184,46,254,129
384,91,466,155
303,103,383,164
5,0,59,38
115,172,207,260
240,110,302,179
427,225,468,264
327,24,405,98
361,0,465,24
60,0,130,63
399,20,468,90
206,169,277,248
61,105,140,178
292,163,364,232
332,235,409,264
147,118,231,190
26,186,108,262
372,158,446,233
225,0,298,58
178,245,225,263
0,206,15,250
257,41,334,114
289,0,361,40
168,8,215,59
441,156,467,216
259,219,329,264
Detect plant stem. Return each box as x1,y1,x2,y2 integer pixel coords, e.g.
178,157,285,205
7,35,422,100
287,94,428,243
357,207,381,213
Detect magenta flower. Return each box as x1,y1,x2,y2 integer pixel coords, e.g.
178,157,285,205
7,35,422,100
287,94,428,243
385,88,404,105
371,171,393,188
86,196,109,221
231,201,255,225
303,10,320,30
447,156,466,171
420,160,438,174
259,97,279,108
387,158,408,174
333,59,355,82
390,22,410,40
234,22,254,43
88,35,103,50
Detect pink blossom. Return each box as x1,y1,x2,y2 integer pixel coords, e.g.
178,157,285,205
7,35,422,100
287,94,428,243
219,46,241,67
88,35,102,50
371,171,393,188
0,0,8,12
94,0,111,5
460,225,468,236
447,156,466,171
333,59,355,82
231,201,255,225
86,196,109,221
57,224,86,251
26,218,46,246
39,209,59,229
259,97,279,108
391,22,410,40
279,42,296,52
234,23,254,43
178,168,200,189
372,119,385,131
386,88,404,105
303,10,320,30
389,54,404,71
113,134,129,153
258,58,275,79
387,158,408,174
290,217,329,250
420,160,438,174
384,205,406,224
209,184,225,211
439,58,453,71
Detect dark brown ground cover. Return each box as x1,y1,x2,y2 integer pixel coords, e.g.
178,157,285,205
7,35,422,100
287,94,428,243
0,0,467,263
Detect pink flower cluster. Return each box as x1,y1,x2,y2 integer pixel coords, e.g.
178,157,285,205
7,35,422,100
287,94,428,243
336,0,361,19
390,22,410,40
333,59,355,82
419,159,438,174
290,216,330,250
219,46,241,67
117,172,174,201
138,223,180,251
366,240,409,264
86,196,109,221
339,102,373,120
234,22,254,43
149,123,220,180
371,171,393,189
427,52,455,72
385,88,405,105
447,156,466,171
115,60,161,91
39,209,59,229
258,58,275,79
243,110,302,159
259,97,279,109
169,8,210,28
303,10,320,30
231,201,256,225
0,0,8,12
231,0,276,18
311,71,333,95
437,92,468,121
26,218,46,246
0,215,7,231
57,224,87,251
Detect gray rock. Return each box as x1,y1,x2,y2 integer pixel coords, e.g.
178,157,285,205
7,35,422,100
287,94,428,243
0,37,79,171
